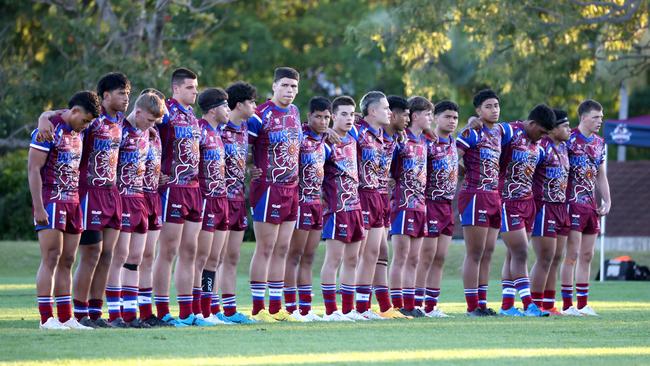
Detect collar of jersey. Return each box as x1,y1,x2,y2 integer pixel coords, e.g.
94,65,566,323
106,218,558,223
226,120,243,131
304,126,322,140
168,98,192,114
359,119,381,137
101,107,122,123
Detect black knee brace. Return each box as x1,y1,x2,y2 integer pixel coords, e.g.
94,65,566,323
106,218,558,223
79,230,102,245
202,270,216,293
123,263,138,271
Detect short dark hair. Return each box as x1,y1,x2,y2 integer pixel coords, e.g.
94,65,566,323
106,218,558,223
69,91,101,118
225,81,257,110
140,88,165,100
171,67,198,86
578,99,603,117
434,100,459,115
96,72,130,99
360,91,386,116
388,95,408,111
274,67,300,82
473,88,499,108
552,108,569,126
198,88,228,114
309,96,331,114
407,96,433,117
528,104,556,131
332,96,356,113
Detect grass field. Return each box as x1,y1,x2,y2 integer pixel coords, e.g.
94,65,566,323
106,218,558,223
1,240,649,365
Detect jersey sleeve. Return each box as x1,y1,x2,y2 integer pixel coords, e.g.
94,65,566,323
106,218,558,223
247,113,263,144
324,143,332,161
500,122,514,145
456,128,477,151
536,145,545,166
348,125,359,141
160,112,171,125
29,128,53,152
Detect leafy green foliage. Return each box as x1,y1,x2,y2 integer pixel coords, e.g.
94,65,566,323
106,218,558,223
0,150,34,240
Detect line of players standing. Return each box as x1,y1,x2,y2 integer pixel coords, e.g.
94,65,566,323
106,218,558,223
28,66,609,329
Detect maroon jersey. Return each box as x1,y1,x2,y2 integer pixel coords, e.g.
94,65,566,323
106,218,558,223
298,126,326,204
499,122,541,200
566,128,606,207
198,119,227,198
30,115,83,202
248,100,302,185
221,121,248,201
350,119,384,191
425,135,458,201
157,98,201,188
143,128,162,194
116,119,149,197
456,123,510,193
79,108,123,189
533,137,569,203
323,135,360,214
391,129,427,211
378,131,398,195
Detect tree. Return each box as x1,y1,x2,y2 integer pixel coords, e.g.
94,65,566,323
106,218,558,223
349,0,649,120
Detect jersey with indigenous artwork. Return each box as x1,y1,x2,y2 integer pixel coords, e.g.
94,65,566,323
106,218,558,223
30,115,83,202
157,98,200,187
116,119,149,197
221,121,248,201
499,122,542,200
425,135,458,201
298,126,325,205
248,100,302,185
533,136,569,203
391,129,427,211
350,119,383,191
566,128,606,208
198,119,227,198
323,135,360,214
456,123,509,193
79,108,123,189
378,131,398,195
143,128,162,194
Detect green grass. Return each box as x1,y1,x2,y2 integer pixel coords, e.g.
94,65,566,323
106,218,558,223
1,240,650,365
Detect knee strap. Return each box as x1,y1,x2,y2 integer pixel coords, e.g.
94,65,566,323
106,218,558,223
123,263,138,271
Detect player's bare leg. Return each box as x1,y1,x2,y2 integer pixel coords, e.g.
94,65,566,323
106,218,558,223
478,227,498,313
174,221,201,319
296,229,321,318
389,234,411,312
105,231,131,324
266,221,296,315
560,230,581,312
425,234,451,316
202,229,228,321
354,227,383,314
249,221,280,316
88,228,120,305
152,223,183,320
530,236,556,307
120,232,146,326
416,236,438,308
462,226,487,314
402,237,423,314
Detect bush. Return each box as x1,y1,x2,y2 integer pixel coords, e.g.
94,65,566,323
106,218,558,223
0,149,35,240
